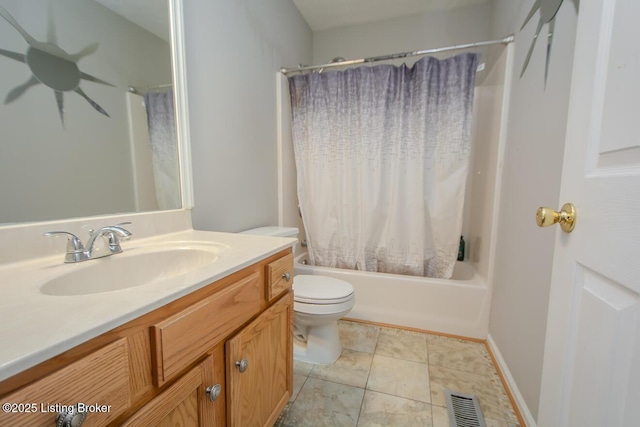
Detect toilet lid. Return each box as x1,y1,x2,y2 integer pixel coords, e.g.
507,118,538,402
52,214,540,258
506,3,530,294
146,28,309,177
293,275,354,304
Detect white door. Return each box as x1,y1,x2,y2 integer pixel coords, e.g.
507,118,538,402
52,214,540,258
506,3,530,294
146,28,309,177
537,0,640,426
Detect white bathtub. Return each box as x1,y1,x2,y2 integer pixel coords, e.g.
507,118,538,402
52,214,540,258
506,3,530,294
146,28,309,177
294,252,489,339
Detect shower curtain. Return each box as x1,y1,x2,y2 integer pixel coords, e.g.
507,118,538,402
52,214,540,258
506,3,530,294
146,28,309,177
144,90,180,210
288,53,478,279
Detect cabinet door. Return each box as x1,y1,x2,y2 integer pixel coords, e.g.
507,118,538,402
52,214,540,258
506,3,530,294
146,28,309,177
122,362,205,427
226,291,293,427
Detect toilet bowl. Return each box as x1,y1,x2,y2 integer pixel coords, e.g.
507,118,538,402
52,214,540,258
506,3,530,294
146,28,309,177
240,226,355,364
293,275,354,364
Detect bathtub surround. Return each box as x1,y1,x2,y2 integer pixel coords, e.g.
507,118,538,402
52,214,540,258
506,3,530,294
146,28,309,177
289,54,479,279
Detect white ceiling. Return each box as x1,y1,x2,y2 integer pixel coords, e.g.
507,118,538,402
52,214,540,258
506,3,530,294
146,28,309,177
94,0,170,42
293,0,490,31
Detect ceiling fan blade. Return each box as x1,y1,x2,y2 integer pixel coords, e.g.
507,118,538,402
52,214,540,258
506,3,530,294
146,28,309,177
544,18,556,88
4,76,39,104
70,43,99,62
46,2,57,45
54,91,65,128
0,48,25,63
520,19,544,78
74,87,110,117
520,0,541,30
80,71,115,87
0,5,37,44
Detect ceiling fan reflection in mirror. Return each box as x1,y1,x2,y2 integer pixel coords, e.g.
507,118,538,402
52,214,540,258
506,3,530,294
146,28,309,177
0,4,114,127
520,0,565,86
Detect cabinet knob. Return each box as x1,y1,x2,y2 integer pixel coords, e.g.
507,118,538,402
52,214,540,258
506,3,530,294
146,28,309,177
56,404,87,427
235,358,249,373
205,384,222,402
281,272,291,281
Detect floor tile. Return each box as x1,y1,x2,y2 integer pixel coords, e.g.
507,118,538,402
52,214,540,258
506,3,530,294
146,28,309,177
375,328,428,363
284,378,365,427
427,334,494,375
366,354,430,403
283,323,520,427
431,405,450,427
485,419,516,427
339,321,380,353
357,390,433,427
294,359,314,376
429,365,517,423
309,348,373,388
290,374,307,402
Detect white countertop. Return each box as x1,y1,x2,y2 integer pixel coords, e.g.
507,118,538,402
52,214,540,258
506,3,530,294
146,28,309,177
0,229,296,382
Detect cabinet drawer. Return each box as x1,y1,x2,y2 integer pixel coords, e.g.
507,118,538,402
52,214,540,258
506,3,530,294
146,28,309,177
266,253,294,302
0,339,130,427
152,272,262,385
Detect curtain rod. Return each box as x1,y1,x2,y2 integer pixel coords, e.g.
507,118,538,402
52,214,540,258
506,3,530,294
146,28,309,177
128,83,173,94
280,35,514,75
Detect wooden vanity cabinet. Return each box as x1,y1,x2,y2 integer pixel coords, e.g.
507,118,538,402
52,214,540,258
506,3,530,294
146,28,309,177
226,291,293,427
0,248,294,427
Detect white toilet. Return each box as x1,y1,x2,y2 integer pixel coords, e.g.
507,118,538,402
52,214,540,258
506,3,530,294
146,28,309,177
240,226,354,364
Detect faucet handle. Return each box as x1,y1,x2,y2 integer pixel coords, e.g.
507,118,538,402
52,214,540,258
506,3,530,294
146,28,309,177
106,223,132,253
43,231,89,263
43,231,84,250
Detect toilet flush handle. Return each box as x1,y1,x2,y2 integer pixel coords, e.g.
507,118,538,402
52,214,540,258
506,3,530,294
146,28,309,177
282,272,291,281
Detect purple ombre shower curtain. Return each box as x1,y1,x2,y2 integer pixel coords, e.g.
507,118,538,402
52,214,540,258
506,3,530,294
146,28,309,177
288,53,478,279
145,90,180,210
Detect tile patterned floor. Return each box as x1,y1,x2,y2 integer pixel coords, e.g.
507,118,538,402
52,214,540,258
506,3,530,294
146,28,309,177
275,320,520,427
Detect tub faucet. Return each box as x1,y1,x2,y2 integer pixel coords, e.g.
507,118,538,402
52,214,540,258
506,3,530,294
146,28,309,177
44,222,132,263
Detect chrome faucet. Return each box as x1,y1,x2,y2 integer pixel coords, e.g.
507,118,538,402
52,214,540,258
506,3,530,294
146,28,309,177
44,222,132,263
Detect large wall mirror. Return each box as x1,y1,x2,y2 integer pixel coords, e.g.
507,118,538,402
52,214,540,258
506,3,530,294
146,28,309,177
0,0,190,225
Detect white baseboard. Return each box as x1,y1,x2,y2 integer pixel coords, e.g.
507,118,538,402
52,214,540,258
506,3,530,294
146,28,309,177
486,334,537,427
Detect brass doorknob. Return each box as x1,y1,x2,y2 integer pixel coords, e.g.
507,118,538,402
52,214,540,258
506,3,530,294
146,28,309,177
536,203,576,232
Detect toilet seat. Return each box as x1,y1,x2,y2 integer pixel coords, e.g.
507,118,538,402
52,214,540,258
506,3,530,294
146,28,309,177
294,296,355,315
293,275,354,304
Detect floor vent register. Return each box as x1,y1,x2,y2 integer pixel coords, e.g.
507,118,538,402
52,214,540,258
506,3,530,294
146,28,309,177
445,389,487,427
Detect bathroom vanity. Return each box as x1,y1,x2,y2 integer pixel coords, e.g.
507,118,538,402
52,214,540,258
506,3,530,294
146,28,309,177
0,230,295,427
0,0,295,424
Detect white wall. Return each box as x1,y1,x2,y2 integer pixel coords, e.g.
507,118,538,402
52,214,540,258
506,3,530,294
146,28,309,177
311,4,491,65
0,0,171,223
184,0,312,233
488,0,578,420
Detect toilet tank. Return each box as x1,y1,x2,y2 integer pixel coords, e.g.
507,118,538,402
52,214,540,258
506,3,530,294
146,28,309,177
240,226,299,238
240,227,300,254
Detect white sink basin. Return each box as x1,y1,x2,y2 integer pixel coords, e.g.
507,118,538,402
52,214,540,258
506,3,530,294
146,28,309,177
40,243,223,296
